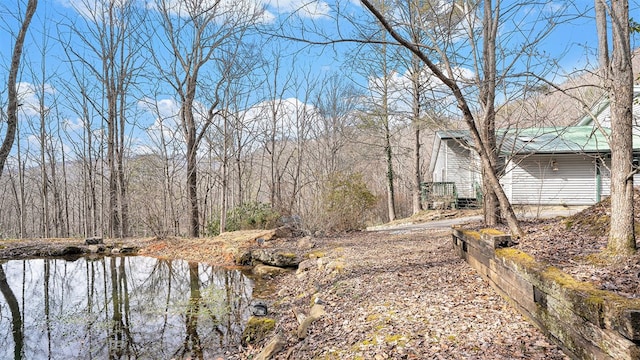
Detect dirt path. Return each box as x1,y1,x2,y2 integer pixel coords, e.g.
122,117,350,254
238,229,568,359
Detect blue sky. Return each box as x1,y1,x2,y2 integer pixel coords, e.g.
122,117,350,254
1,0,639,160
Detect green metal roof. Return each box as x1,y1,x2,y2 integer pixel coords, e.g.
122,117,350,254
436,126,640,155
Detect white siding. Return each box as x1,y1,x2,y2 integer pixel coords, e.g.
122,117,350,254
501,160,514,200
634,172,640,189
600,158,611,198
509,154,597,205
445,141,478,198
431,139,480,199
431,142,446,182
596,159,640,201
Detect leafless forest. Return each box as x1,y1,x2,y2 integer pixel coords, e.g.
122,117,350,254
1,0,636,240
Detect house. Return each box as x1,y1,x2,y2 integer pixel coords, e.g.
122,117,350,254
428,130,481,207
500,126,640,206
427,86,640,208
575,85,640,130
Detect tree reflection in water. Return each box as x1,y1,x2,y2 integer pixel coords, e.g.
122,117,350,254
0,264,23,359
0,256,253,359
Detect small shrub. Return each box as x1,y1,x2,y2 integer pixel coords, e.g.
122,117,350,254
322,172,377,232
206,202,280,236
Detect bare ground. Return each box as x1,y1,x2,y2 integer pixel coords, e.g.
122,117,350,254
230,230,569,359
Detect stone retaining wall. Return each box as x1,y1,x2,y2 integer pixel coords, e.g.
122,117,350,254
452,227,640,360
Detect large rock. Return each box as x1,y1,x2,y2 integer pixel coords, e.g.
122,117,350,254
274,226,293,239
242,316,276,345
296,236,315,250
297,304,326,339
255,334,285,360
296,259,315,274
276,215,304,238
234,250,252,265
84,237,103,245
252,249,302,267
252,263,288,278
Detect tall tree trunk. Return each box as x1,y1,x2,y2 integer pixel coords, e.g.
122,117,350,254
117,103,128,237
107,66,119,237
17,132,27,238
187,140,199,238
185,102,200,238
479,0,500,226
58,122,70,237
596,0,636,255
0,0,37,178
410,55,423,215
407,3,423,215
385,123,396,221
380,22,396,222
39,88,50,238
220,115,229,234
49,145,64,237
117,34,129,238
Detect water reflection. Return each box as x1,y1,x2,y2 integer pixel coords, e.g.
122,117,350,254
0,256,253,359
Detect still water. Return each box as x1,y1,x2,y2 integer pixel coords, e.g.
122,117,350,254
0,256,253,359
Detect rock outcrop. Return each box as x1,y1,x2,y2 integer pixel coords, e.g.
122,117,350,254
251,249,302,268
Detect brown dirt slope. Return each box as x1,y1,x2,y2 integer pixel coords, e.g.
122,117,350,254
513,192,640,299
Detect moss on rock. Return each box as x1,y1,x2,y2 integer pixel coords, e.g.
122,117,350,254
242,316,276,345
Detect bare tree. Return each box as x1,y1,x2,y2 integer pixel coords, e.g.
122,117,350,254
312,74,360,177
151,0,262,237
60,0,146,238
0,0,37,178
402,0,433,215
595,0,636,256
22,13,58,238
258,49,296,212
409,53,424,215
354,27,400,222
140,98,185,236
58,60,102,237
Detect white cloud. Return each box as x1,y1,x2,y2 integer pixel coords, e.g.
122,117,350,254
258,9,277,24
243,97,320,139
16,82,55,117
138,97,182,144
60,0,268,24
63,117,85,131
264,0,330,19
57,0,99,20
138,97,179,120
364,64,475,118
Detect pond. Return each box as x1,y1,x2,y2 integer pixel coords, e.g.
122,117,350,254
0,256,254,359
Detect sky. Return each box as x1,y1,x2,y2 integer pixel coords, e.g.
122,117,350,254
0,0,639,161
